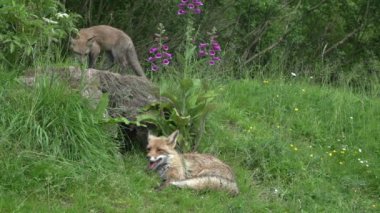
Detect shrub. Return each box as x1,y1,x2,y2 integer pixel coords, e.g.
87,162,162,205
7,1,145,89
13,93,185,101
0,0,79,68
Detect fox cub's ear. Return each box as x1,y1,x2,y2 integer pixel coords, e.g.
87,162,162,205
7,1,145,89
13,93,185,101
167,130,179,148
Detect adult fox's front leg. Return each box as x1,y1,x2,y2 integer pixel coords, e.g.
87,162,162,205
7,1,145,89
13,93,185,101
88,42,101,68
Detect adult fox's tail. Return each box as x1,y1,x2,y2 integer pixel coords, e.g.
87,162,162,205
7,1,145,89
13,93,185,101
171,176,239,196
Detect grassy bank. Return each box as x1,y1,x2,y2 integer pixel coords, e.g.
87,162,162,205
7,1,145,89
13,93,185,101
0,74,378,212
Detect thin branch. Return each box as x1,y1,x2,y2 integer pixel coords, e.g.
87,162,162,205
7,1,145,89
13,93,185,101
242,21,271,60
244,28,292,65
323,0,370,56
323,28,361,55
242,0,328,65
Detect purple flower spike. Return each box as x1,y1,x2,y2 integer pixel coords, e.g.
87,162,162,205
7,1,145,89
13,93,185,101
187,3,195,9
181,0,189,3
149,47,158,53
197,34,222,65
162,44,169,51
162,59,170,65
155,53,162,59
148,24,173,72
151,64,159,71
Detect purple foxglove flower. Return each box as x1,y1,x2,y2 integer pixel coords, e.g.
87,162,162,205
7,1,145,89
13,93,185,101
198,50,207,57
187,3,195,9
177,9,186,15
209,60,215,65
199,43,208,49
212,56,221,61
162,59,170,65
164,52,173,58
194,0,203,6
193,8,202,14
181,0,189,3
155,52,162,59
151,64,159,71
149,47,158,53
147,56,156,62
162,44,169,51
212,43,221,51
209,50,216,56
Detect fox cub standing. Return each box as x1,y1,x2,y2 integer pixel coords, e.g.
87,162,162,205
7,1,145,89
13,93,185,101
70,25,146,78
146,130,239,195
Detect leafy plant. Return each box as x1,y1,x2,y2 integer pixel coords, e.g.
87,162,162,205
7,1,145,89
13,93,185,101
139,78,217,151
0,0,79,68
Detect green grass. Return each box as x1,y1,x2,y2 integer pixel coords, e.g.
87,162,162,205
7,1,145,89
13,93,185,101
0,72,379,212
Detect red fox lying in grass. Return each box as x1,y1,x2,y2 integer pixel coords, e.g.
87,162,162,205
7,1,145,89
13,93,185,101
146,130,239,195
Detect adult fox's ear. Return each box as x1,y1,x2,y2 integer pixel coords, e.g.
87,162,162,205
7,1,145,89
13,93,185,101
167,130,179,148
147,130,155,141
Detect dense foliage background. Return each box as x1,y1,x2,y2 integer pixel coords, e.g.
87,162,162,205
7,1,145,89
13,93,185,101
62,0,380,84
1,0,379,85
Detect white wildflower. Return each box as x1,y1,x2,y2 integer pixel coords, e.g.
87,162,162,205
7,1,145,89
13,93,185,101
291,72,297,77
42,17,58,24
56,12,69,18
